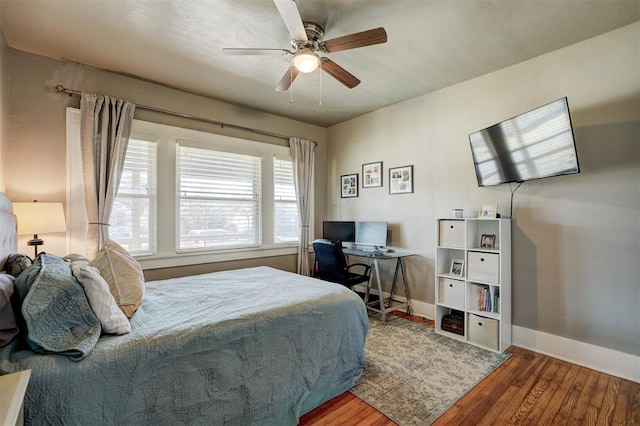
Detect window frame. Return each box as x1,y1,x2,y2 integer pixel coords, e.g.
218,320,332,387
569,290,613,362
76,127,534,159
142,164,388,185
112,134,158,256
175,141,264,252
66,108,308,270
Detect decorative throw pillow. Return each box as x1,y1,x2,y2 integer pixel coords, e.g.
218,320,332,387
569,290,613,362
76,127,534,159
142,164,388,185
14,254,101,360
89,240,145,318
3,254,33,278
0,273,18,347
71,263,131,335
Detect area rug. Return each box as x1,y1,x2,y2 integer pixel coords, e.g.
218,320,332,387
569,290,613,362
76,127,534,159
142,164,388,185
350,314,511,425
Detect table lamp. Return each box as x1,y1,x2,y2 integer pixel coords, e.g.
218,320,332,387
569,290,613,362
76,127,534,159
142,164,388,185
13,201,67,258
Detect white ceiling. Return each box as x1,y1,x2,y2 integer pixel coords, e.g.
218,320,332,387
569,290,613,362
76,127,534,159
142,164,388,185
1,0,639,127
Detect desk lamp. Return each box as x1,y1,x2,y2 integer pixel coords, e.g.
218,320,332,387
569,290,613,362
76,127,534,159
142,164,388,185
13,201,67,258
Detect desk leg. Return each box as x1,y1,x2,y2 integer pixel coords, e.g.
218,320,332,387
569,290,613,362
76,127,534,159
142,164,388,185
372,258,386,322
363,259,373,307
388,259,412,315
387,259,401,308
399,259,412,315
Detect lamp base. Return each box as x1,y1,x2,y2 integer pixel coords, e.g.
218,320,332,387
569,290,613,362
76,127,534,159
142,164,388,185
27,235,43,258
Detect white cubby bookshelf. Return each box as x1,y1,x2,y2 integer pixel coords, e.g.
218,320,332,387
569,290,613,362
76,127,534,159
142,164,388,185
434,217,511,353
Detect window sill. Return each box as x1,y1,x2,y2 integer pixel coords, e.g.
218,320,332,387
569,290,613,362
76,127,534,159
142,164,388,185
136,245,299,270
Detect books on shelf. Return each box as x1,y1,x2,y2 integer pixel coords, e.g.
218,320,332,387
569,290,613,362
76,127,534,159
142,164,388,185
471,284,499,313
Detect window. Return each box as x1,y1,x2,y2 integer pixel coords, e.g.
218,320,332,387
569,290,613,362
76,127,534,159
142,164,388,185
176,143,262,250
111,137,157,255
66,108,305,267
274,158,299,244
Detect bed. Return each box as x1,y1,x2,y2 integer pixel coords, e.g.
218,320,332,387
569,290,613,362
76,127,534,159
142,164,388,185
0,193,368,425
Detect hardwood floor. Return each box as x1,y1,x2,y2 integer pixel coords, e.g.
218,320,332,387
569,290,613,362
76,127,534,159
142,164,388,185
299,312,640,426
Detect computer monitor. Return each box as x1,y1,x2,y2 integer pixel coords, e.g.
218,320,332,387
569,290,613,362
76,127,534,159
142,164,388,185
355,221,388,248
322,221,356,243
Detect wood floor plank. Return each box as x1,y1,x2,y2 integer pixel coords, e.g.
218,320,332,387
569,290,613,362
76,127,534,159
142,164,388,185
630,378,640,426
519,358,572,424
299,313,640,426
563,368,601,426
596,376,621,425
584,372,612,425
534,363,581,425
543,363,591,426
611,379,631,426
506,358,564,425
475,385,522,426
440,348,547,425
476,354,551,425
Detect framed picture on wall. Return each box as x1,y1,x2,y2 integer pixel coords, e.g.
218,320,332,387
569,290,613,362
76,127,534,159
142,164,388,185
389,165,413,194
362,161,383,188
340,173,359,198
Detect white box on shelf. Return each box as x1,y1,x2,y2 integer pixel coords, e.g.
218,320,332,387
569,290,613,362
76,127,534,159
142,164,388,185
439,220,465,247
467,251,499,283
468,313,499,351
438,278,464,309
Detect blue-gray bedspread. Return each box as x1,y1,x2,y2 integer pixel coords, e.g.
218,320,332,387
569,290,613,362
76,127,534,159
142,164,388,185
0,266,368,425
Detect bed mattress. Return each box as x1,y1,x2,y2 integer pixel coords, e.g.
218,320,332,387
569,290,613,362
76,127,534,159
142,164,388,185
0,266,368,425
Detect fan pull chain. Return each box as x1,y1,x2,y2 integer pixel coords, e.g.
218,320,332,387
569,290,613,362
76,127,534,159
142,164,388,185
318,64,323,107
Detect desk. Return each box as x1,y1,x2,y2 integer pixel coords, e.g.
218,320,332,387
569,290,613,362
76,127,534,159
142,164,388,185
343,248,415,322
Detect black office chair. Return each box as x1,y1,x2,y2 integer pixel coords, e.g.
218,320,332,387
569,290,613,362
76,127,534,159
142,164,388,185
312,239,371,289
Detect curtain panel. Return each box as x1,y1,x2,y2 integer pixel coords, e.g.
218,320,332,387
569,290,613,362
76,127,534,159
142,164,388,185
80,94,136,258
289,137,316,276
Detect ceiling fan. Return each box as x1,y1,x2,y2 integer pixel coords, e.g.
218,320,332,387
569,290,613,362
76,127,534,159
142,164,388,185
222,0,387,91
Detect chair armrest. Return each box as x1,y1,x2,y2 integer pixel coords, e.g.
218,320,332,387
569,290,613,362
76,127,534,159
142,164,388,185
347,263,371,276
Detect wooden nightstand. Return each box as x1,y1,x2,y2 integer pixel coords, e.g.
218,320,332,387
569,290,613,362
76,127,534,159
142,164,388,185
0,370,31,426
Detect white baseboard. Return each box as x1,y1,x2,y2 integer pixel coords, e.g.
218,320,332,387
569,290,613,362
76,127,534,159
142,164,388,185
512,325,640,384
407,300,435,320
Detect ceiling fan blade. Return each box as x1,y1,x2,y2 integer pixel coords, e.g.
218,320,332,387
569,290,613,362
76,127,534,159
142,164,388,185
275,66,300,91
322,27,387,53
321,58,361,89
223,48,291,56
273,0,308,41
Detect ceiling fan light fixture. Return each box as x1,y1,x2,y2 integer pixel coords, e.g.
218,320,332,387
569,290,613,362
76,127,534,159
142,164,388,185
293,51,320,73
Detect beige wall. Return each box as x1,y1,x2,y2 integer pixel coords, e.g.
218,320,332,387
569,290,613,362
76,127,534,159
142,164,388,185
0,17,7,192
326,23,640,356
4,49,327,276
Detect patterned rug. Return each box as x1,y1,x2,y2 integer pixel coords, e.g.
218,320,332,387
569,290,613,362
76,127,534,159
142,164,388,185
350,314,511,425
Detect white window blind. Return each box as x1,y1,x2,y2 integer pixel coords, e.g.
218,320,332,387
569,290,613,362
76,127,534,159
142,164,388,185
177,143,262,250
273,158,299,244
111,137,157,255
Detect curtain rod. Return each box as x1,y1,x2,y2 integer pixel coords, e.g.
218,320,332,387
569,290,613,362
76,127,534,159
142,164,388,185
54,85,292,142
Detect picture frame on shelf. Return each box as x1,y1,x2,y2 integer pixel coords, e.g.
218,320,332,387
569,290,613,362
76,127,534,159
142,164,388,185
450,258,464,276
481,233,496,249
362,161,383,188
389,165,413,194
478,204,498,218
340,173,359,198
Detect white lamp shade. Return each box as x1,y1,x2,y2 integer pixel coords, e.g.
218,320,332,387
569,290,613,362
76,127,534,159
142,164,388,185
293,52,320,73
13,202,67,235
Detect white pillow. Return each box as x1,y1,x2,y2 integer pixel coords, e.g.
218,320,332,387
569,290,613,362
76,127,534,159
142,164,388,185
71,263,131,335
0,273,19,346
89,240,145,318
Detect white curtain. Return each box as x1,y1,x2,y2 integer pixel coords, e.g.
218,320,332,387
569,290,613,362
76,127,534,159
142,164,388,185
80,93,135,258
289,137,316,276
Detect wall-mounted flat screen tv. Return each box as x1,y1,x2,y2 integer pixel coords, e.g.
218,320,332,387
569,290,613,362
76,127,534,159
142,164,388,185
469,97,580,187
